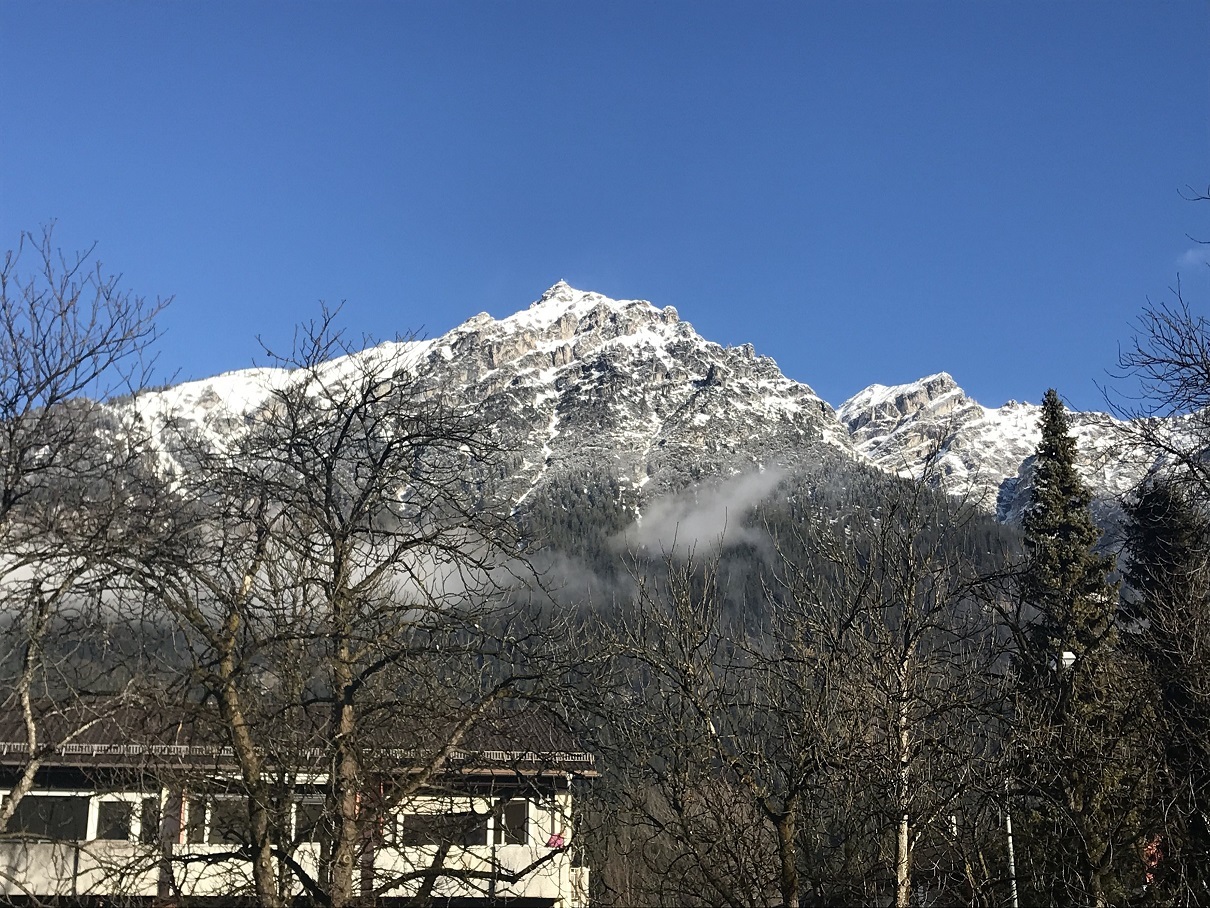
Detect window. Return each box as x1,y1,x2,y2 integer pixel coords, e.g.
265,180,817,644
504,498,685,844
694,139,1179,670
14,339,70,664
140,797,161,845
494,800,528,846
1,795,89,840
398,801,526,848
399,811,488,847
186,798,207,844
184,797,246,845
210,799,245,845
96,800,135,841
295,800,329,844
98,796,161,843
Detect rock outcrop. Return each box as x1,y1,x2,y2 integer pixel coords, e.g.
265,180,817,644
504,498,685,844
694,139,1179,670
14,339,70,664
838,374,1149,518
132,283,853,509
128,283,1165,522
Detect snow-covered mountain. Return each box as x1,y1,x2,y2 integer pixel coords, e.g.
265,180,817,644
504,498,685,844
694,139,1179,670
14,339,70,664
837,372,1151,520
132,282,853,508
130,283,1156,520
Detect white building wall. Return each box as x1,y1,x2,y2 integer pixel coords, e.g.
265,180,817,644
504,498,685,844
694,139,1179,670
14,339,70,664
0,785,588,904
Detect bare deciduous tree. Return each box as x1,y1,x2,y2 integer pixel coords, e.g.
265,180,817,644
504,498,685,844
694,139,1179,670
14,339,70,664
0,226,167,839
1112,296,1210,500
1110,228,1210,901
129,311,569,906
581,461,1012,908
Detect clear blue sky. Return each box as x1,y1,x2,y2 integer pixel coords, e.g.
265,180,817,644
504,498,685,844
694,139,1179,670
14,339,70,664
2,1,1207,411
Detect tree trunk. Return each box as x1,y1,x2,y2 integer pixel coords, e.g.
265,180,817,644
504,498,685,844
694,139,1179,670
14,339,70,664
0,599,48,834
895,652,912,908
1088,844,1112,908
329,644,362,907
217,611,282,908
775,811,800,908
896,811,911,908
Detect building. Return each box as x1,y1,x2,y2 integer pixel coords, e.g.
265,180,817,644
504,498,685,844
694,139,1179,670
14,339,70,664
0,702,593,906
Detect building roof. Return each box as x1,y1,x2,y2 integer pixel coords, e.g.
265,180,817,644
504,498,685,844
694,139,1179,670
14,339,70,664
0,698,595,775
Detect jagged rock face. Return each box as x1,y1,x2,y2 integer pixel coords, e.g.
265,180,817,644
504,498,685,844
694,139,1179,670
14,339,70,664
412,283,851,500
128,283,1163,522
132,283,852,506
839,372,984,475
838,374,1153,518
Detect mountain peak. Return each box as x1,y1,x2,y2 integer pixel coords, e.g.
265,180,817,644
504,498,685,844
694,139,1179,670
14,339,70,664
839,372,965,422
534,280,579,306
516,281,612,324
499,284,662,338
920,371,956,387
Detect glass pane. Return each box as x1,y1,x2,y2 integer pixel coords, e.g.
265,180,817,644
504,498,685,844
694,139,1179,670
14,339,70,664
140,797,161,845
399,813,441,846
211,799,245,846
4,795,89,840
456,811,488,847
494,800,528,845
296,801,328,844
186,798,207,844
96,800,134,841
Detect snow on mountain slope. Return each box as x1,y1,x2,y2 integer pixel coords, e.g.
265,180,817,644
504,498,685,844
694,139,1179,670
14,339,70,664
130,282,853,502
838,373,1152,518
128,283,1163,521
409,282,851,500
133,367,293,449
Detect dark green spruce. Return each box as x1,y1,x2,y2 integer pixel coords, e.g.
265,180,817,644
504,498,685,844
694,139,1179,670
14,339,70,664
1122,477,1210,902
1014,388,1153,908
1020,389,1117,661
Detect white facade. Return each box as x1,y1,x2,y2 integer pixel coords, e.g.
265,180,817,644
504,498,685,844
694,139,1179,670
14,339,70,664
0,782,589,905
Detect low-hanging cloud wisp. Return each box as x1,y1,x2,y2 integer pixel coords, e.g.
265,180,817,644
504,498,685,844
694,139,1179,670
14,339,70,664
616,468,785,559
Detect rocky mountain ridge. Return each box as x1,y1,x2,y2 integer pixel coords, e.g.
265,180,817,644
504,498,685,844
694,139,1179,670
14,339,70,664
129,283,1156,520
835,371,1149,519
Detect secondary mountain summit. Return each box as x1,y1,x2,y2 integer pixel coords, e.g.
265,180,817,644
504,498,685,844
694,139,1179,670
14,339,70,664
133,283,1149,519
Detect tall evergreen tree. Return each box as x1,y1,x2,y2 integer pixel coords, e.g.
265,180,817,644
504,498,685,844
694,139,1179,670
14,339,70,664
1013,389,1152,908
1122,478,1210,901
1020,389,1117,662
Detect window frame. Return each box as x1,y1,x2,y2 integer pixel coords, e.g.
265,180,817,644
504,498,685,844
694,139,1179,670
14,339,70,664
0,789,161,843
395,796,532,849
184,794,249,847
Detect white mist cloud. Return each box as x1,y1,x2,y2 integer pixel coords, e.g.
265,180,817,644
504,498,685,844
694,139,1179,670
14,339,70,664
617,468,785,558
